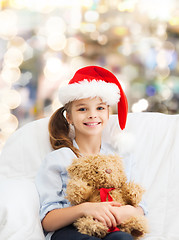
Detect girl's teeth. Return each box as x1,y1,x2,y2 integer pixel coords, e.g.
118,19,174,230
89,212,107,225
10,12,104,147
86,123,98,126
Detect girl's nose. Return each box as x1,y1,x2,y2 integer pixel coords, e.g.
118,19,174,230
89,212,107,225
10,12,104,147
88,110,97,119
88,115,97,119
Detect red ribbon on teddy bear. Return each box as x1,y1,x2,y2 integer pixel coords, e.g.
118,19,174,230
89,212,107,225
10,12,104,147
99,188,120,233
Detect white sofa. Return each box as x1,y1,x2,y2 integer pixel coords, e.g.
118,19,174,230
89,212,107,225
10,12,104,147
0,112,179,240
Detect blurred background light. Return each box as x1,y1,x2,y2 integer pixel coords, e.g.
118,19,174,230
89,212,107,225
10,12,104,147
47,34,66,51
64,37,85,57
45,17,66,35
1,66,21,84
0,0,179,150
132,99,149,112
4,47,23,67
0,103,11,123
0,9,17,39
84,10,99,22
43,57,63,81
1,89,21,109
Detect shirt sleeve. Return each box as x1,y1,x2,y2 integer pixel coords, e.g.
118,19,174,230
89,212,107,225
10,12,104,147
35,147,76,221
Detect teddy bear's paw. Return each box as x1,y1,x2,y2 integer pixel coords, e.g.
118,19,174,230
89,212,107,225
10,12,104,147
74,216,108,238
66,179,93,205
120,216,148,239
123,182,145,206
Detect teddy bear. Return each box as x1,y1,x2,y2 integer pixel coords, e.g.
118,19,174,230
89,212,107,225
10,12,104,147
66,154,148,239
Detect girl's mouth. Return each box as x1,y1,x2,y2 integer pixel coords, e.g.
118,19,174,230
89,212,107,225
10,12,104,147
83,122,101,126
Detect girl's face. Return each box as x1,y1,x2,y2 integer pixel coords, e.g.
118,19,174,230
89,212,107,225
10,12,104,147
67,97,109,138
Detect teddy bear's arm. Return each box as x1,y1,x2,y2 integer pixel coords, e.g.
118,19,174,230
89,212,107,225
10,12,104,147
122,181,145,206
66,178,93,205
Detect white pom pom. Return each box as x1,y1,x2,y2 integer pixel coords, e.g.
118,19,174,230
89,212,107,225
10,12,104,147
111,131,136,156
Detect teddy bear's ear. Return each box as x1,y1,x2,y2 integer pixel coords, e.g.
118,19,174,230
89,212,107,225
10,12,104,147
67,165,76,177
67,158,81,177
67,155,94,178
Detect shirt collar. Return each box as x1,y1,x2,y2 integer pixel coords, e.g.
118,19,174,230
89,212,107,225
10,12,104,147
73,138,104,154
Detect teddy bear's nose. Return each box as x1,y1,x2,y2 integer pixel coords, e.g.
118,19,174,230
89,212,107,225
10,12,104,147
105,169,112,174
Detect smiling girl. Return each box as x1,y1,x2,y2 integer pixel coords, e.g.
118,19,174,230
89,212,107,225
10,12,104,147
35,66,146,240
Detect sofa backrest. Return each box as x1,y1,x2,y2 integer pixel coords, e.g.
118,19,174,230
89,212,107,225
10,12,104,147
0,112,179,239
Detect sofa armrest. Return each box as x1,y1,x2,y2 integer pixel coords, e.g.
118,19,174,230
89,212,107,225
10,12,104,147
0,178,45,240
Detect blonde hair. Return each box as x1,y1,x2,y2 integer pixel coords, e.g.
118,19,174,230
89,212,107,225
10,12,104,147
48,103,80,157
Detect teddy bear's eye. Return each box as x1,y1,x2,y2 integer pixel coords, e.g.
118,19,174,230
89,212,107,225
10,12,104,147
95,171,98,174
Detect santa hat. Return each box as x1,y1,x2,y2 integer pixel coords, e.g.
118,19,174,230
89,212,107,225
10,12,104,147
58,66,128,130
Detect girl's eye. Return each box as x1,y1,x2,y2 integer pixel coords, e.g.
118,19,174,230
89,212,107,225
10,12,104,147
78,108,86,111
97,106,105,110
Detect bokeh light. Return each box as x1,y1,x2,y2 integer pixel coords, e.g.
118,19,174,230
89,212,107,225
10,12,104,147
4,47,23,67
0,0,179,150
64,37,85,57
132,99,149,113
43,57,63,81
47,34,66,51
0,9,17,39
1,89,21,109
1,66,21,84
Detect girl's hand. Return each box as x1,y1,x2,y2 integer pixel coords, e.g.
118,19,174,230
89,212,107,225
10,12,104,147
81,201,121,228
110,205,144,225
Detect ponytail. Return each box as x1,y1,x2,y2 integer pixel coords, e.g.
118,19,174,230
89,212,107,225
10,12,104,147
48,105,80,157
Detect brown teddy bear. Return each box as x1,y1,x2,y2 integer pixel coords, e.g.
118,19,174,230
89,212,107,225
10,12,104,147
66,154,148,239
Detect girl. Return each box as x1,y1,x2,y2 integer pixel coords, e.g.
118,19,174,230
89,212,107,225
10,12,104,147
35,66,147,240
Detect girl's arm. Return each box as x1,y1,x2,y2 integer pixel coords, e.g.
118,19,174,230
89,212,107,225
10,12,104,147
42,201,121,232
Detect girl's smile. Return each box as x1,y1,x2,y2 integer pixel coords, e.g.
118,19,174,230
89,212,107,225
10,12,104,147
83,121,101,127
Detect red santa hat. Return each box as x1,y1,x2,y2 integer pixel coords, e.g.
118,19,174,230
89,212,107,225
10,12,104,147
58,66,128,130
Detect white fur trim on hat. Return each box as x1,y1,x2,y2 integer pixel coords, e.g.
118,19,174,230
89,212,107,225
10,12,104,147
58,79,120,106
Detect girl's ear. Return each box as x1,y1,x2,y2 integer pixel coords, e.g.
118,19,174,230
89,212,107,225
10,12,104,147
107,105,110,119
66,112,72,125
